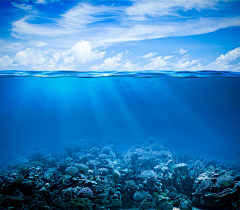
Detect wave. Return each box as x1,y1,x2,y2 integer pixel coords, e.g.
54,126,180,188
0,70,240,78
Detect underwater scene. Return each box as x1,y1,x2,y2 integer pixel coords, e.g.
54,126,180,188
1,0,240,209
0,71,240,210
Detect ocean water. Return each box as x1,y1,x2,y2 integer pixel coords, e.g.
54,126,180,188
0,70,239,165
0,70,240,209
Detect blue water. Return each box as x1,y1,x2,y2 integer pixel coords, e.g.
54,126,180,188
0,70,240,166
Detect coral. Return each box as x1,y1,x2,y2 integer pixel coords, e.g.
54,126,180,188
167,160,175,173
99,154,108,159
7,155,29,169
44,168,55,180
69,198,93,210
193,172,214,195
161,192,168,197
216,173,234,188
98,168,109,175
28,147,52,162
140,170,157,181
179,198,192,210
102,146,112,155
153,192,159,198
65,166,79,176
77,187,93,198
174,163,188,175
0,140,239,210
113,170,121,178
75,163,89,174
90,147,100,155
189,160,206,177
14,173,24,183
133,191,149,201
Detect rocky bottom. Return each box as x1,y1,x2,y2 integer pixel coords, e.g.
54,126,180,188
0,138,240,210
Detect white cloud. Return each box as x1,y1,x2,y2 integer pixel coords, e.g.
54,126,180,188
2,45,239,72
69,40,105,63
36,0,45,3
126,0,217,19
202,47,240,71
121,62,139,71
0,56,13,67
177,48,188,55
11,2,33,11
11,3,109,37
11,2,38,15
59,40,105,64
175,59,199,70
0,40,106,70
36,41,47,47
13,48,46,66
10,1,240,48
0,41,24,52
11,16,76,37
142,52,157,58
143,56,173,70
91,53,123,71
60,3,103,29
216,47,240,62
97,17,240,47
35,0,59,4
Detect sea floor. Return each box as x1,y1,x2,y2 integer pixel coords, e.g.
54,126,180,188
0,138,239,210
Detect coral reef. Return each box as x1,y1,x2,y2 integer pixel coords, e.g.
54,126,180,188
0,138,240,209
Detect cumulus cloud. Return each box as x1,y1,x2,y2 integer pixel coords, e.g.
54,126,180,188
175,48,188,55
216,47,240,62
91,53,122,71
203,47,240,71
0,56,13,68
121,62,139,71
174,59,199,70
142,52,157,58
69,40,105,63
0,40,105,70
56,40,105,65
143,56,173,70
13,48,46,66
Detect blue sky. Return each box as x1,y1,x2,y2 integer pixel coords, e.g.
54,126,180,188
0,0,240,71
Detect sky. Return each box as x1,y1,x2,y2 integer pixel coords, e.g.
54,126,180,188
0,0,240,71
